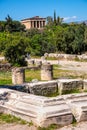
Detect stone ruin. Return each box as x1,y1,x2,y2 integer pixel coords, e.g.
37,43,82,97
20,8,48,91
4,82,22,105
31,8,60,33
44,53,87,61
1,88,87,127
1,63,87,128
12,63,53,85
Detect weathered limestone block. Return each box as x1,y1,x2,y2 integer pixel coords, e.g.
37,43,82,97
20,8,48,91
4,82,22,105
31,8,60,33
35,60,42,67
41,63,53,81
12,67,25,85
58,79,83,95
28,59,34,66
0,88,73,127
83,80,87,90
63,93,87,122
44,53,49,58
66,55,77,61
26,80,58,96
41,56,46,60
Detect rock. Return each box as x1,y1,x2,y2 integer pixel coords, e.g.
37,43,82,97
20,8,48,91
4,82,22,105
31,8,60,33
32,79,38,83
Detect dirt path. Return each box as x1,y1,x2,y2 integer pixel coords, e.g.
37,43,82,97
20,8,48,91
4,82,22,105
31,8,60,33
0,124,37,130
48,60,87,72
34,59,87,72
0,122,87,130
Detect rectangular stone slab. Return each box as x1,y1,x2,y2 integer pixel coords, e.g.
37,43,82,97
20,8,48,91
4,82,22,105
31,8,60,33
63,93,87,122
0,88,73,127
25,80,58,96
58,79,83,95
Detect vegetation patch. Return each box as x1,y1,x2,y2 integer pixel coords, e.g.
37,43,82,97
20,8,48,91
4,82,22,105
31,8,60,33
0,113,26,124
72,116,77,127
0,71,12,85
62,89,81,95
25,69,41,82
38,124,59,130
44,91,59,97
0,113,33,126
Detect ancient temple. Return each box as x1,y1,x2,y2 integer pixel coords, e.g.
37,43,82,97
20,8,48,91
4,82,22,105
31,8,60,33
21,16,46,29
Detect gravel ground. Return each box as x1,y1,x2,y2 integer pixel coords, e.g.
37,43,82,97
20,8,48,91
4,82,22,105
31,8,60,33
0,122,87,130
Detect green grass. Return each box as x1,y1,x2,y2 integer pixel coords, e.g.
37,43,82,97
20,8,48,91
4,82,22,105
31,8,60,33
0,113,27,124
74,57,87,62
62,89,81,95
1,65,87,85
38,124,58,130
25,69,41,82
0,113,34,126
72,116,77,127
46,57,58,60
46,92,59,97
0,71,12,85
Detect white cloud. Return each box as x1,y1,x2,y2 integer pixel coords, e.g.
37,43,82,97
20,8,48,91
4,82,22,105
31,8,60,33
72,16,77,19
63,16,77,22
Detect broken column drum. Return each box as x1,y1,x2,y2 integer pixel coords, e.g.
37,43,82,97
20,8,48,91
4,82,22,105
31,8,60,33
41,63,53,80
12,67,25,84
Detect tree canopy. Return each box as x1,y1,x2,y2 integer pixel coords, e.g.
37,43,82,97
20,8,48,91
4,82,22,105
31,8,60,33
0,15,87,66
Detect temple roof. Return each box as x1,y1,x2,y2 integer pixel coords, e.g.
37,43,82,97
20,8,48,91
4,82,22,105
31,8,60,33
21,16,46,21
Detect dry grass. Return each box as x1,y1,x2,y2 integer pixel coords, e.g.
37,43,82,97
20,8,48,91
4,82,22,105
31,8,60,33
25,69,41,82
0,65,87,85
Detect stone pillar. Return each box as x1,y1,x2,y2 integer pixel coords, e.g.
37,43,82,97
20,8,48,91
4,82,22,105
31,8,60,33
41,21,43,27
43,21,45,27
35,21,37,28
12,68,25,85
41,63,53,81
32,21,34,28
39,21,40,29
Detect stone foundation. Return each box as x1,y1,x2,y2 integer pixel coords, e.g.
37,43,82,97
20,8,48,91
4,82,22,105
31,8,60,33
1,89,87,127
0,88,73,127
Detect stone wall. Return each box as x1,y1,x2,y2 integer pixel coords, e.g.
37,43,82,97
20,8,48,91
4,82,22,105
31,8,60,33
2,79,87,96
23,79,85,96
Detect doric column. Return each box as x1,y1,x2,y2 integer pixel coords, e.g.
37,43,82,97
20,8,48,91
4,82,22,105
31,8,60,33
35,21,37,28
43,21,45,27
30,21,32,28
32,21,34,28
39,21,40,29
41,21,43,27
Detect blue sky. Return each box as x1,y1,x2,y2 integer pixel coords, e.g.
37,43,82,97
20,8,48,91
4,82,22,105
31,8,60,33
0,0,87,22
